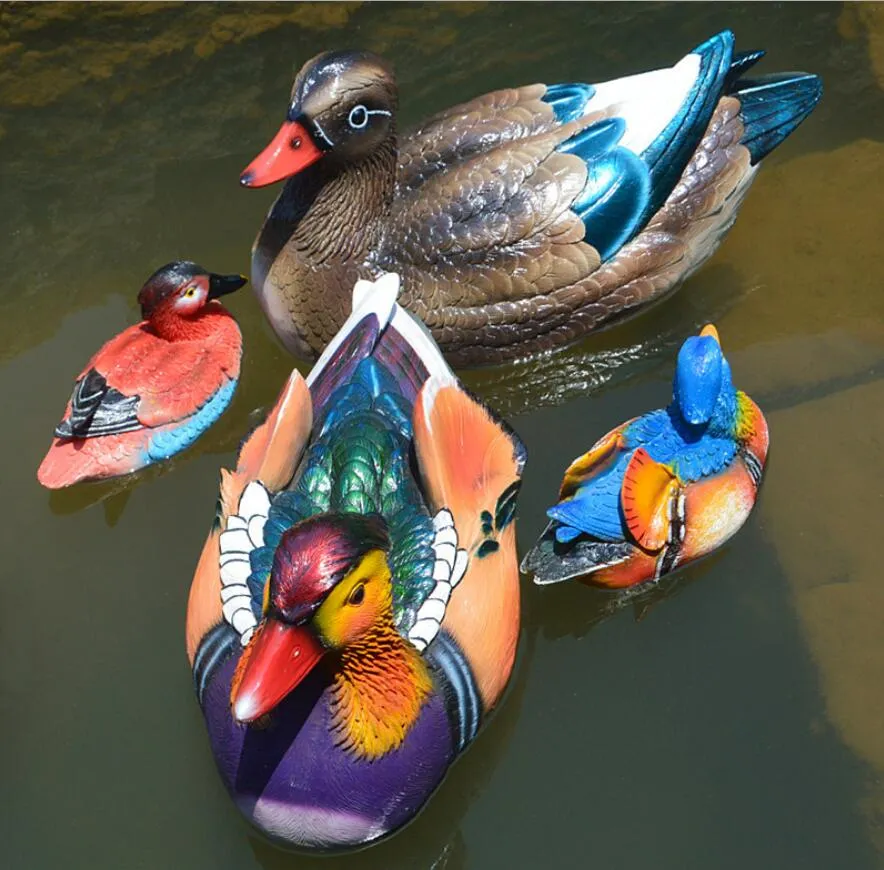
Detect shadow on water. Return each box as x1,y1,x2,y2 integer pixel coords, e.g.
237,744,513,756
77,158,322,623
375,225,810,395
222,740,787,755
462,261,750,417
527,550,730,642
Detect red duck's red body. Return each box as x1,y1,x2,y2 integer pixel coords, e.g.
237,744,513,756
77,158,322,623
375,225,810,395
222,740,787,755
38,263,246,489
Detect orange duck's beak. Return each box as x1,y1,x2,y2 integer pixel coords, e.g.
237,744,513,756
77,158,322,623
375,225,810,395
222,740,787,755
230,618,326,724
240,121,324,188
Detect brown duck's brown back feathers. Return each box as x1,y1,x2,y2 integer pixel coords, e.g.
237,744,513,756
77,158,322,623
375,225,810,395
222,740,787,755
390,119,597,263
397,85,559,191
254,69,755,366
387,96,752,366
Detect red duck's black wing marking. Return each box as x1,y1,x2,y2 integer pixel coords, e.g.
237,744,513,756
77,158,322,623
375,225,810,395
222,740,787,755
55,368,142,439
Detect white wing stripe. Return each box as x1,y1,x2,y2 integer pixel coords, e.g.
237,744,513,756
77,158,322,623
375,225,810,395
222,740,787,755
232,609,258,638
221,583,251,603
584,53,701,156
239,481,271,521
220,528,252,555
409,510,470,652
221,560,251,585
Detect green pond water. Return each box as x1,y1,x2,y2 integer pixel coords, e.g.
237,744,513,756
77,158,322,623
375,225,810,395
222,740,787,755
2,2,884,868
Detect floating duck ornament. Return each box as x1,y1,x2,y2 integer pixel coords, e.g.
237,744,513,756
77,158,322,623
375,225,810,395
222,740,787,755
521,325,768,588
242,30,821,366
186,273,525,851
37,262,246,489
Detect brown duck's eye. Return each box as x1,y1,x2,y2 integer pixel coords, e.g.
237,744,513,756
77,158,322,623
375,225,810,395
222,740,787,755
290,136,302,150
348,105,368,129
348,583,366,606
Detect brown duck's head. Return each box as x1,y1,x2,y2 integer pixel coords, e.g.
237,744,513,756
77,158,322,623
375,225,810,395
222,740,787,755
240,50,397,189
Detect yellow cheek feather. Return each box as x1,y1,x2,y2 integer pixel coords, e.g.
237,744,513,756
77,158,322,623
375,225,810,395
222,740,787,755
312,549,432,759
313,550,391,648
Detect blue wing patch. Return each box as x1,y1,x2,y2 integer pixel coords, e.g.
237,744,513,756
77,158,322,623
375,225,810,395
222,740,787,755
542,82,595,123
560,117,652,261
664,437,737,482
639,30,734,227
623,409,673,447
548,453,631,543
547,31,738,261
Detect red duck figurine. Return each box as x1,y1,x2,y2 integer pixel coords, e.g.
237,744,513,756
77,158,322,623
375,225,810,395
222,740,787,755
37,261,246,489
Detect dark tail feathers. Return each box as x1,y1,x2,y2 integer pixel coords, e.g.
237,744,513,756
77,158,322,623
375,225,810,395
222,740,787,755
731,71,823,165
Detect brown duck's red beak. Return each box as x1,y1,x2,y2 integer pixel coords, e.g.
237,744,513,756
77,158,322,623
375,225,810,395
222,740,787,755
240,121,324,188
230,618,326,724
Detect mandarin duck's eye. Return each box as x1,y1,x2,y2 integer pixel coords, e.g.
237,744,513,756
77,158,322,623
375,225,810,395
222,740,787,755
348,583,366,606
348,105,369,130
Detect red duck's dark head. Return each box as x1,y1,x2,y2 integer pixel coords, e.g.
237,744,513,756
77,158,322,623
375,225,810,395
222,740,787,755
231,513,394,724
137,261,247,338
240,50,397,188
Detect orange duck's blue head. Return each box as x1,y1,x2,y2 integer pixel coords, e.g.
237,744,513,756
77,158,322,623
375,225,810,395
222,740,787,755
672,324,737,434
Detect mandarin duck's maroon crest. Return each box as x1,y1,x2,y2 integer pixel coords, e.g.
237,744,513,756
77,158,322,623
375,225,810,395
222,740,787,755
268,514,390,623
37,261,246,489
242,33,820,367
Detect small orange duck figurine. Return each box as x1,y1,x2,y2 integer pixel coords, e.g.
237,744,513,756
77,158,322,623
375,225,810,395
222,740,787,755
521,325,768,588
38,261,246,489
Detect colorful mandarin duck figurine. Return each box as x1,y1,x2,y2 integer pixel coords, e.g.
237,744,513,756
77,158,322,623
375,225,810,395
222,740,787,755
37,262,246,489
185,273,525,851
241,30,820,366
521,325,768,589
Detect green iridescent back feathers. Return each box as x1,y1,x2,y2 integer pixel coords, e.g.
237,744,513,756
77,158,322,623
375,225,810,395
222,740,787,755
246,358,436,632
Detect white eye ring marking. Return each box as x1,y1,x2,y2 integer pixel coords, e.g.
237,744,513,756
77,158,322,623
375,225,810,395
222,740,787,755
348,105,369,129
347,105,391,131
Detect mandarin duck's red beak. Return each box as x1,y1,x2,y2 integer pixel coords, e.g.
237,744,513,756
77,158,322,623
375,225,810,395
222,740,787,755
230,618,327,724
240,120,324,188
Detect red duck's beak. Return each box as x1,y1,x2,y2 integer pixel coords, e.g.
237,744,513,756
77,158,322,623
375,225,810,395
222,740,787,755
207,273,248,300
231,618,326,723
240,121,324,188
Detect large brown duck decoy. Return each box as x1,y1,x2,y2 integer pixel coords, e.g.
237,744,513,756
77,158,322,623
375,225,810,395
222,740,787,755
242,31,821,367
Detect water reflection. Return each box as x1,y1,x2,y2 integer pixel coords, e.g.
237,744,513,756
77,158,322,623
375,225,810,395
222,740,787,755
4,3,884,869
464,263,746,416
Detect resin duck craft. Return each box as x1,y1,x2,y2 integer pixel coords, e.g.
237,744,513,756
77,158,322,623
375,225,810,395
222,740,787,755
242,30,821,367
521,325,768,589
37,262,246,489
185,273,525,851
